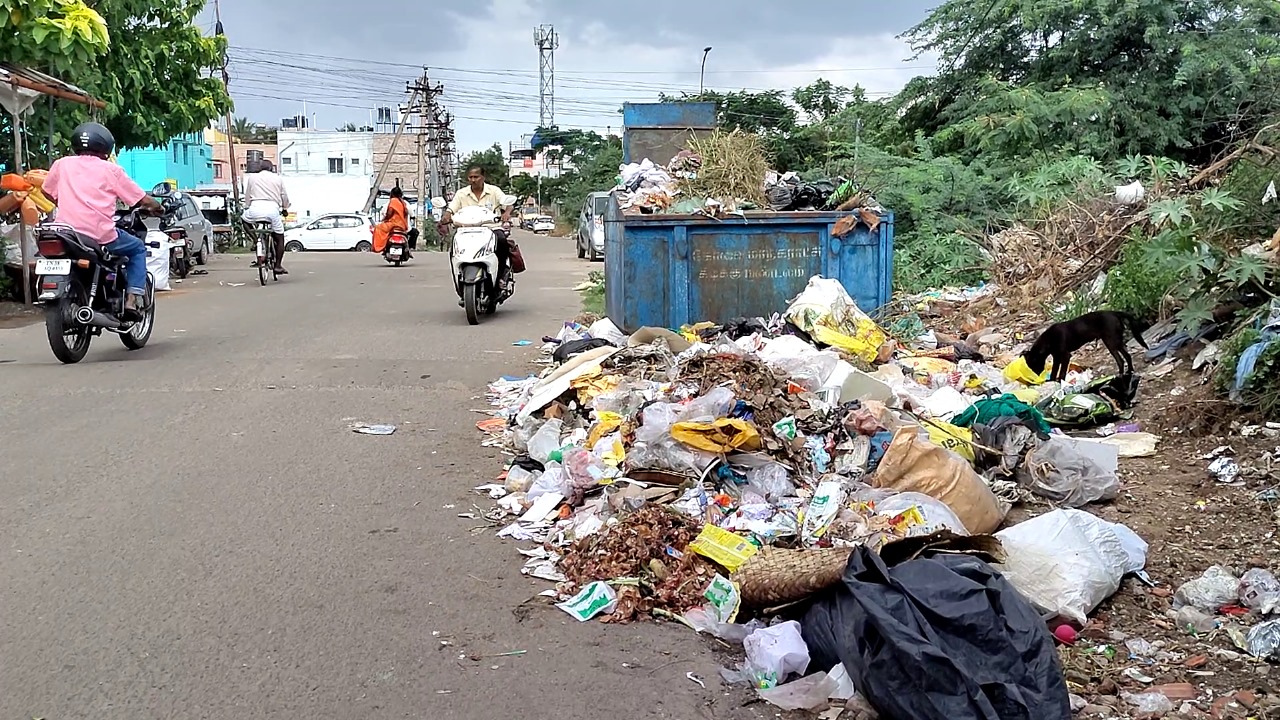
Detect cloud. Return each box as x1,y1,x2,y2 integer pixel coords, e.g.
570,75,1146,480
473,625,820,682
207,0,940,154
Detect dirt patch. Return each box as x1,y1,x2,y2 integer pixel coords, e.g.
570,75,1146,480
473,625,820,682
0,301,40,329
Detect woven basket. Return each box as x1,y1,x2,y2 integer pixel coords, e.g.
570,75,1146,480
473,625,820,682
732,546,854,608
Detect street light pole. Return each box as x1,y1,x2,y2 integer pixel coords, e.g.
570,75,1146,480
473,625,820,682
699,46,713,97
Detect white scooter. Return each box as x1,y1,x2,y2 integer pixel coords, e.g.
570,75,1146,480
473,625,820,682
448,197,517,325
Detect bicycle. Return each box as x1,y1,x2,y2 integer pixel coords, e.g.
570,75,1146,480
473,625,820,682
242,219,278,286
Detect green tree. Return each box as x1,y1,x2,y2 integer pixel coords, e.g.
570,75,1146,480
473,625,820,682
898,0,1280,162
458,143,510,189
509,174,539,206
792,79,853,123
0,0,231,163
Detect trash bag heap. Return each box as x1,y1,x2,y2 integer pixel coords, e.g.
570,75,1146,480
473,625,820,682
473,275,1279,717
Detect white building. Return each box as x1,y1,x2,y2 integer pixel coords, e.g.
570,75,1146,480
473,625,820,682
276,130,374,220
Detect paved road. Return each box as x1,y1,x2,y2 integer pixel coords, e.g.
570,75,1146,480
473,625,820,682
0,234,766,720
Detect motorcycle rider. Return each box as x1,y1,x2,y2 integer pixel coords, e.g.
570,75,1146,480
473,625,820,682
42,121,163,314
242,158,290,274
373,185,410,259
439,165,514,277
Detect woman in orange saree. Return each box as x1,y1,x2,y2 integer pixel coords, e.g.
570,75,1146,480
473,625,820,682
372,186,409,253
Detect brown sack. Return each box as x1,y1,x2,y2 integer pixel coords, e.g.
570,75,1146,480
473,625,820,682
872,427,1006,534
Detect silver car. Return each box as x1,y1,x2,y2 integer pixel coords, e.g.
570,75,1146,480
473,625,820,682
576,191,609,262
144,190,215,265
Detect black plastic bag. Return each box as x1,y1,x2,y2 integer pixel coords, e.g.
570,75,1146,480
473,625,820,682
801,546,1071,720
552,338,615,364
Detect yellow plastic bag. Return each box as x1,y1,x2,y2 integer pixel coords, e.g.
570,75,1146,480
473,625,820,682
922,419,976,463
1003,356,1050,385
689,525,758,572
586,412,623,450
786,277,889,364
899,356,958,383
671,419,762,453
571,368,620,404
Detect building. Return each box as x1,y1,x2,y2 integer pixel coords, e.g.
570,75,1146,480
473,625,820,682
205,127,277,184
115,132,214,190
372,133,423,194
275,129,374,220
508,135,561,179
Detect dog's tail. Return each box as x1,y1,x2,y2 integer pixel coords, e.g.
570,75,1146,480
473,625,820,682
1119,311,1150,349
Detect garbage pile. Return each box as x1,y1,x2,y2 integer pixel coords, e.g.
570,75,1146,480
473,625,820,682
613,129,880,218
474,275,1278,717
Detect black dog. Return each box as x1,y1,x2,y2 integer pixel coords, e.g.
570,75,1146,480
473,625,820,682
1023,311,1150,382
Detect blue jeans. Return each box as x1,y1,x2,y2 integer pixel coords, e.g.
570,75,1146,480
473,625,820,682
104,228,148,295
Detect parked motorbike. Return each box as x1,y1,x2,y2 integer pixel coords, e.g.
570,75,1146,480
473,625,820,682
33,203,161,363
166,226,192,279
153,183,192,279
383,229,409,266
447,199,518,325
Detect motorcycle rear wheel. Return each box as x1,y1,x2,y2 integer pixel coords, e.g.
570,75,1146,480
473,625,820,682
45,296,91,364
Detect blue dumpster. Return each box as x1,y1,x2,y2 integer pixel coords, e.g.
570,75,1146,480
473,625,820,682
603,197,894,332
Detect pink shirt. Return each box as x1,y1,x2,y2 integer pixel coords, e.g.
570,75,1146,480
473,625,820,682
43,154,147,243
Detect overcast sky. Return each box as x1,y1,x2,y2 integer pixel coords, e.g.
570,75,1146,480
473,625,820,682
201,0,942,155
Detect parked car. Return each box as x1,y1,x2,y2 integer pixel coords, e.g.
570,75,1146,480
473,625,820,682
532,215,555,234
576,191,609,261
283,213,375,252
144,190,214,265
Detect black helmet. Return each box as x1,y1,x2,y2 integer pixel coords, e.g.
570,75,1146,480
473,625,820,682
71,121,115,157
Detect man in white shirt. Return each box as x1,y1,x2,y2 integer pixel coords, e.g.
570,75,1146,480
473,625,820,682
242,160,291,274
440,165,515,279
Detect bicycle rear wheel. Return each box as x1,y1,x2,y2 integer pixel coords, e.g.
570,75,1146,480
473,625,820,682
256,235,267,286
268,237,279,281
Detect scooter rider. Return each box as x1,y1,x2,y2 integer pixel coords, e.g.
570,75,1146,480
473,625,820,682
42,121,163,315
439,165,514,274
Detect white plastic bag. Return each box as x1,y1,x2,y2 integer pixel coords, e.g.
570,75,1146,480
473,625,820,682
527,463,569,502
527,418,564,464
146,237,173,291
742,621,810,689
759,334,840,391
757,672,839,711
1173,565,1240,611
872,491,969,537
745,462,795,502
1018,435,1120,507
995,509,1145,624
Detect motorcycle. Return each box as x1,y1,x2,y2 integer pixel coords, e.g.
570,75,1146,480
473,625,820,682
383,229,409,266
33,202,162,364
447,199,518,325
166,225,192,279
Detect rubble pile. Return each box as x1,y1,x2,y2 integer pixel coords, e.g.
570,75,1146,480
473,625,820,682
474,276,1280,718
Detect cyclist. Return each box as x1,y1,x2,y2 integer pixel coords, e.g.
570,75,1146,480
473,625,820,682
42,121,163,314
242,159,290,275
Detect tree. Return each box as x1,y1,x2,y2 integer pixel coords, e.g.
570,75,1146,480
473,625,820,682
0,0,232,162
792,79,853,123
232,117,255,141
458,143,510,189
337,122,359,132
509,174,539,206
898,0,1280,162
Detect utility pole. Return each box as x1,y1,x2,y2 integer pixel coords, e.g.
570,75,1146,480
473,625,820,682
214,0,239,209
363,82,421,214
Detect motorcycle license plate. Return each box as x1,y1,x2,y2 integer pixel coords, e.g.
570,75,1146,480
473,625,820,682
390,248,402,257
35,259,71,275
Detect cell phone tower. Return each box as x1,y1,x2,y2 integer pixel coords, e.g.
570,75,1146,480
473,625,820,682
534,24,559,128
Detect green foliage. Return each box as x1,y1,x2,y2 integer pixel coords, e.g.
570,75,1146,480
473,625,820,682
580,270,605,316
1215,320,1280,419
899,0,1280,163
458,144,510,189
0,0,232,162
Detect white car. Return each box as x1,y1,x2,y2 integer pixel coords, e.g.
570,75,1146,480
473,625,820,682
283,213,374,252
532,216,555,234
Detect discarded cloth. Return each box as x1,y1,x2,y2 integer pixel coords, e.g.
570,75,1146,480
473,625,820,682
953,394,1052,437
